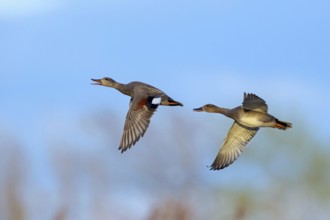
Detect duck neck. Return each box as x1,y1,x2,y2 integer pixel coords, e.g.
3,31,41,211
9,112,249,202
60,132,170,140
211,106,231,116
113,82,130,96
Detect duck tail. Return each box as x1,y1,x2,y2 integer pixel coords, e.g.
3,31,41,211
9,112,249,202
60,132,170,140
274,119,292,130
164,97,183,106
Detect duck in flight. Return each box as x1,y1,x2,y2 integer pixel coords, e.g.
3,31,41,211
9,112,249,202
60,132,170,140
92,77,183,152
194,93,292,170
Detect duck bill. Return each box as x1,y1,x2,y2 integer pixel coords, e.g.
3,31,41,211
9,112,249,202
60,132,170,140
193,107,203,112
91,78,102,85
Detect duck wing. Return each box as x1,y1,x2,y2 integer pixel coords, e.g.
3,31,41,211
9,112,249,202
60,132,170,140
242,93,268,113
210,122,258,170
119,95,158,152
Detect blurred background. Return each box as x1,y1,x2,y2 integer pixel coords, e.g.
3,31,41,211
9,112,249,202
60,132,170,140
1,0,330,219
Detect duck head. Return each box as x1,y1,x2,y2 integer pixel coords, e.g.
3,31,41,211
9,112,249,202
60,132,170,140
193,104,219,112
91,77,117,87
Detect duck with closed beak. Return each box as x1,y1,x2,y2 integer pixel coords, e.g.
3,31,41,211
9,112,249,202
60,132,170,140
194,93,292,170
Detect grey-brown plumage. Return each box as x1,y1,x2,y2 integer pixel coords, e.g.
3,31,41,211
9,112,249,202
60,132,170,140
193,93,292,170
92,77,183,152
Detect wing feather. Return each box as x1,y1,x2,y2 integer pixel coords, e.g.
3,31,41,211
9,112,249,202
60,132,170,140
119,97,158,152
242,93,268,113
210,122,258,170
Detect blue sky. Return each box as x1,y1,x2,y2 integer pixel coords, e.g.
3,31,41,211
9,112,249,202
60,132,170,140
1,0,329,143
0,1,330,219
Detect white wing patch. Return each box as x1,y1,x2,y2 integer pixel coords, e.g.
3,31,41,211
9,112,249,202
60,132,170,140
151,97,161,105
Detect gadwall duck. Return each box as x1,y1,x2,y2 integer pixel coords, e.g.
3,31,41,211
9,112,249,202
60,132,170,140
92,77,183,152
194,93,292,170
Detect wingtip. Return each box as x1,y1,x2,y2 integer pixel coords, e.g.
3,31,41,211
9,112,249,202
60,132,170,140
209,165,221,171
210,159,234,170
118,146,127,153
208,165,216,171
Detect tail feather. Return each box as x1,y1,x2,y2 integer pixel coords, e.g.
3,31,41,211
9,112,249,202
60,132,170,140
164,97,183,106
274,119,292,130
168,100,183,106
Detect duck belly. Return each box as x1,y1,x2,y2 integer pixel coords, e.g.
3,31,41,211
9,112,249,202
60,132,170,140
238,114,274,128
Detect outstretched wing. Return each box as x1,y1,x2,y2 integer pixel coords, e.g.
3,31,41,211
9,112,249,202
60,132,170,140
119,96,158,152
210,122,258,170
242,93,268,113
